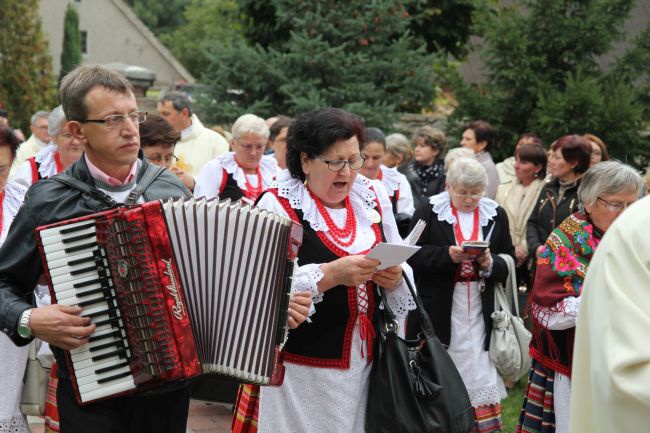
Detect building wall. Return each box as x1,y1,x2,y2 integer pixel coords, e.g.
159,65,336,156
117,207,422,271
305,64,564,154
39,0,193,87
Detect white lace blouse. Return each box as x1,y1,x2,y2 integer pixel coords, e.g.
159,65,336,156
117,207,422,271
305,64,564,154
194,152,277,200
257,172,416,321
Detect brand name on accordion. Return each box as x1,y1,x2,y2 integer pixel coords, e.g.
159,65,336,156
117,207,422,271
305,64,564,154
162,258,185,320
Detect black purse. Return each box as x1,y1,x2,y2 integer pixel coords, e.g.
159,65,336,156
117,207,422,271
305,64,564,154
366,273,475,433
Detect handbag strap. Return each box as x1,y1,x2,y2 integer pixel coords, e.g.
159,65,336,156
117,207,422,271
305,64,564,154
497,253,520,317
378,271,436,338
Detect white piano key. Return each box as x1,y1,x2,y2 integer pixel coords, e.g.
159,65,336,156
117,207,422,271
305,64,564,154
49,258,109,278
47,250,97,271
40,226,97,246
39,219,97,239
55,280,106,301
79,377,136,403
70,343,121,363
74,352,124,371
51,268,101,286
43,235,98,254
76,365,132,387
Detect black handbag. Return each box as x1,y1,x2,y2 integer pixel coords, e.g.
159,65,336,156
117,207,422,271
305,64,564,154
366,273,475,433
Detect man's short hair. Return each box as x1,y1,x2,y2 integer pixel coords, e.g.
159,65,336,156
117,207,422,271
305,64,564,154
60,65,134,123
269,115,293,141
139,115,180,149
158,91,192,117
31,111,50,125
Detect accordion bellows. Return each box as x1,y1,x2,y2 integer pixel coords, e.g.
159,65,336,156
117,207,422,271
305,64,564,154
36,198,302,404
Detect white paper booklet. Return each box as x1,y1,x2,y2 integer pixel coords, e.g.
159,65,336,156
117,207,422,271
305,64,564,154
366,219,426,270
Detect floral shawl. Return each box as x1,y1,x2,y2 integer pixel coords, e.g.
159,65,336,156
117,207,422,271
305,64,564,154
529,211,601,376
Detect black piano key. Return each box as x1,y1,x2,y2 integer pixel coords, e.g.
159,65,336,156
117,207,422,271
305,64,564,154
95,361,129,375
71,265,105,276
88,330,121,343
93,317,121,327
68,255,97,266
75,287,106,298
79,296,113,308
89,340,123,353
60,221,96,234
92,348,128,362
81,307,110,318
62,231,96,244
97,370,132,384
65,241,99,254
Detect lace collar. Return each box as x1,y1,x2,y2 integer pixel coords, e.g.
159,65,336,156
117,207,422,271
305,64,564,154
34,143,59,179
273,171,378,232
430,191,498,227
218,152,278,191
379,165,400,193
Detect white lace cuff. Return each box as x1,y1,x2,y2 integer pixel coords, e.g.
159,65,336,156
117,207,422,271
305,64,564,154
381,278,416,322
292,263,324,313
534,297,580,330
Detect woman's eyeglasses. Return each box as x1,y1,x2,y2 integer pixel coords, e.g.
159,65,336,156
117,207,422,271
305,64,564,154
450,187,484,201
597,197,633,212
314,155,366,172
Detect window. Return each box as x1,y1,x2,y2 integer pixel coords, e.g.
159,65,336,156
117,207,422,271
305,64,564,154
80,31,87,54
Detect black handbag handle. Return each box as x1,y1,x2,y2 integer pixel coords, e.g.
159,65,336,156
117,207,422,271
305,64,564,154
378,271,436,339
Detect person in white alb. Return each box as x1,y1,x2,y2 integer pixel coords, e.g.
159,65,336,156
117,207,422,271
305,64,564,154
157,91,229,191
10,110,50,176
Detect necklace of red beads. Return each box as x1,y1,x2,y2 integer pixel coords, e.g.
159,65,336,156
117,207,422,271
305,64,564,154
235,158,263,201
308,187,356,247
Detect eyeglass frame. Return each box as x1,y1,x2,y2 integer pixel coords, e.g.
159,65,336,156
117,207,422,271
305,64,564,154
77,110,147,128
596,196,634,212
449,186,484,201
313,155,366,172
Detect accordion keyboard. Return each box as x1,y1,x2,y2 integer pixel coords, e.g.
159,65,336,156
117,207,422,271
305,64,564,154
39,219,136,403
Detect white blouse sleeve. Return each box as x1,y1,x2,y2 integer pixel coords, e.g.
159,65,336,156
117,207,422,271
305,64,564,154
193,158,223,199
396,172,415,216
10,161,34,189
534,297,581,330
371,180,417,321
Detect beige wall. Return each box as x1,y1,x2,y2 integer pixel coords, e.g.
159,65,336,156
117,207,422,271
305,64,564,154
40,0,193,87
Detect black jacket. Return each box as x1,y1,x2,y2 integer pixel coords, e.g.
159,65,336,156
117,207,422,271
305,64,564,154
407,200,515,349
526,178,581,255
403,160,446,210
0,156,189,376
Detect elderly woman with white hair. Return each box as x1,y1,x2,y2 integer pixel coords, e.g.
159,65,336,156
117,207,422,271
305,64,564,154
407,157,515,433
11,105,84,188
516,160,643,433
194,113,278,202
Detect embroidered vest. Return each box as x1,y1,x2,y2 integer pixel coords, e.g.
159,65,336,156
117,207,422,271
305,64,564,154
218,168,245,201
266,189,385,368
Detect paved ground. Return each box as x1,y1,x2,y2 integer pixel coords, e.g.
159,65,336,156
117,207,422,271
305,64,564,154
28,399,234,433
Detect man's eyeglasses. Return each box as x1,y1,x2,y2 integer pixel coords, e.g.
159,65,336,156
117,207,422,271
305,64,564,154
597,197,634,212
450,187,484,201
147,154,178,165
78,111,147,129
314,155,366,172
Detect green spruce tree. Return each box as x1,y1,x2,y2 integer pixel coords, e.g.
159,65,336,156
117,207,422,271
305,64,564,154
59,3,82,85
200,0,441,129
449,0,649,163
0,0,56,132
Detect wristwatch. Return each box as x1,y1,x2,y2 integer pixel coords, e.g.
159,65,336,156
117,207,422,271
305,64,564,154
17,308,33,339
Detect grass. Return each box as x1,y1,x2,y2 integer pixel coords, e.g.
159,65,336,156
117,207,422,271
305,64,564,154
500,378,526,433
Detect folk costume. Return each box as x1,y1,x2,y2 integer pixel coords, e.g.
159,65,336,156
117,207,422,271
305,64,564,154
517,211,601,433
0,181,29,432
408,191,515,433
570,197,650,433
253,173,415,433
11,143,62,188
194,152,277,203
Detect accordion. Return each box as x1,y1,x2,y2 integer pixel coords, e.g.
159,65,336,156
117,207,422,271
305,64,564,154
36,198,302,405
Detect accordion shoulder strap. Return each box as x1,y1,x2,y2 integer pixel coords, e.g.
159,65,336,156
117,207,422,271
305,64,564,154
125,164,164,205
52,173,119,208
